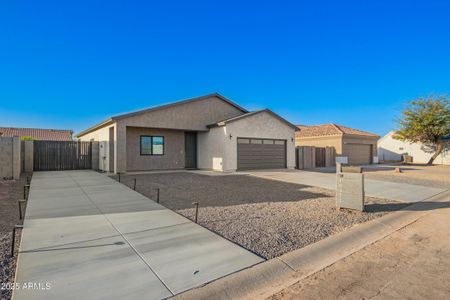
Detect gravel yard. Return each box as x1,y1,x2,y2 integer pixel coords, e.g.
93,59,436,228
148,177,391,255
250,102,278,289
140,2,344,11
0,174,28,300
115,172,407,259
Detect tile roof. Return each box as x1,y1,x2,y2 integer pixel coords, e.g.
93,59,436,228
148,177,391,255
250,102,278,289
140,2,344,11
0,127,73,141
296,124,379,138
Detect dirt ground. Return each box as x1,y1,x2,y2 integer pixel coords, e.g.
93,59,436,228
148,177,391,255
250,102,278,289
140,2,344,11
115,172,407,259
269,203,450,300
363,164,450,188
0,174,29,300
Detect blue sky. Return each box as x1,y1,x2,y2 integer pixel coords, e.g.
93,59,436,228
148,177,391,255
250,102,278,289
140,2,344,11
1,0,449,136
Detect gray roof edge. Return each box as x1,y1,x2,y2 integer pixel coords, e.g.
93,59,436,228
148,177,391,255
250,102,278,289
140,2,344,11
75,93,248,138
74,118,114,138
208,109,299,131
112,93,248,120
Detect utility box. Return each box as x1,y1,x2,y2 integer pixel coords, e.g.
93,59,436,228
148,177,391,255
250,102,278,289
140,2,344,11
341,166,362,173
99,141,109,171
336,172,365,211
402,155,413,164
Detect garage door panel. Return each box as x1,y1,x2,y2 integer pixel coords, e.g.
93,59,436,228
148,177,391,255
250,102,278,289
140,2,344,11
237,163,284,169
237,138,286,170
345,144,372,165
237,156,285,161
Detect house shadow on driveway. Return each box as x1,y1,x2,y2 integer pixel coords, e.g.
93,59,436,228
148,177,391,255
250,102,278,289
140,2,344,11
114,171,425,259
114,172,332,210
365,200,450,213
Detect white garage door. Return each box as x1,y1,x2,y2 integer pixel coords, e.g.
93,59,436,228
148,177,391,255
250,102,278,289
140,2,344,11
237,138,286,170
345,144,372,165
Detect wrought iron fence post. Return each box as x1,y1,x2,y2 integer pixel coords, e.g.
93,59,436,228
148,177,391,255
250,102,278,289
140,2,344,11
133,178,136,190
11,225,24,257
24,184,30,200
156,187,160,203
192,202,199,223
18,200,26,220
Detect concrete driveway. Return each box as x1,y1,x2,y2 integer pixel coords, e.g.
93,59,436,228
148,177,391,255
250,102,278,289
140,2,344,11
14,171,263,300
247,170,446,202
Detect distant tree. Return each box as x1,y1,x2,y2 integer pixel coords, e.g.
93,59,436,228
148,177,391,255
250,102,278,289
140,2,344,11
21,136,35,141
394,95,450,165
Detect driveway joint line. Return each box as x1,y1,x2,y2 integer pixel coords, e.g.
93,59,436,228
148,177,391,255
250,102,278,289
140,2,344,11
68,173,175,296
119,220,192,236
276,257,296,272
20,233,123,252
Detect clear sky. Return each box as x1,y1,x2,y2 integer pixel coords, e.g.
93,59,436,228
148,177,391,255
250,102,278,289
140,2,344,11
1,1,449,136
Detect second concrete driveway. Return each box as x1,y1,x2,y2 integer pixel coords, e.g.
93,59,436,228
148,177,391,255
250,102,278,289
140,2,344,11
14,171,263,300
247,170,446,202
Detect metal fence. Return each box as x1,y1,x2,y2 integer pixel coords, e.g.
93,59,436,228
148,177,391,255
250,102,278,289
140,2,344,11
34,141,92,171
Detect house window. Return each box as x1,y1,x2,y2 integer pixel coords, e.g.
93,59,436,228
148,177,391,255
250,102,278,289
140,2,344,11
140,136,164,155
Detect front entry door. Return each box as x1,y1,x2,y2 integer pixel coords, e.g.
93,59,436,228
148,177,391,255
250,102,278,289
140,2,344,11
185,132,197,169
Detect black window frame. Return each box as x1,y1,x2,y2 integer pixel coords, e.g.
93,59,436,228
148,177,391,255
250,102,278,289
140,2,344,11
140,135,164,156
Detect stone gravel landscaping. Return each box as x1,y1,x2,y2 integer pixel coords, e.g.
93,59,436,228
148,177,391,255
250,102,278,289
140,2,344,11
0,175,28,300
114,172,407,259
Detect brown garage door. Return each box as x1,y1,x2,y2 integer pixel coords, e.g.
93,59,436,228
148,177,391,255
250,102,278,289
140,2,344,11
345,144,372,165
237,138,286,170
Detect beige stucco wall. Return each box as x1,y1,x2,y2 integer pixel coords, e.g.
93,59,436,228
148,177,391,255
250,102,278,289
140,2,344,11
296,135,343,155
24,140,34,172
0,137,21,179
78,123,114,142
78,123,115,172
342,135,378,157
296,135,378,164
197,127,228,171
78,96,246,173
119,96,244,131
198,111,296,171
226,112,296,171
126,127,185,171
0,137,14,179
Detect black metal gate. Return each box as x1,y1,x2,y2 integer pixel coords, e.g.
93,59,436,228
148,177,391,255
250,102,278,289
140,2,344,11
315,147,326,167
34,141,92,171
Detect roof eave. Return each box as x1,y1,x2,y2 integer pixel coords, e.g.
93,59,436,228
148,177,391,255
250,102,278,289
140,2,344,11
296,134,344,139
208,109,298,131
342,133,380,139
75,118,114,138
112,93,248,121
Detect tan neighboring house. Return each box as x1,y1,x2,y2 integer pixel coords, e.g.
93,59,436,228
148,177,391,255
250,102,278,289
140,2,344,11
0,127,73,141
76,93,298,173
295,124,379,165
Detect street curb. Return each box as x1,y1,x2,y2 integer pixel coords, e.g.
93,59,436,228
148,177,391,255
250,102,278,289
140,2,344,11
171,189,450,300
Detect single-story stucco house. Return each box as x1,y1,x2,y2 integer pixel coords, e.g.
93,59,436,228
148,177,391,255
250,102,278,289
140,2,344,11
378,131,450,165
76,93,298,173
295,124,379,165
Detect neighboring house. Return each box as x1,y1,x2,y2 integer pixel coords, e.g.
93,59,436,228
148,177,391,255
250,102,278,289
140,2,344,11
378,131,450,165
76,93,297,173
0,127,73,141
295,124,379,165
